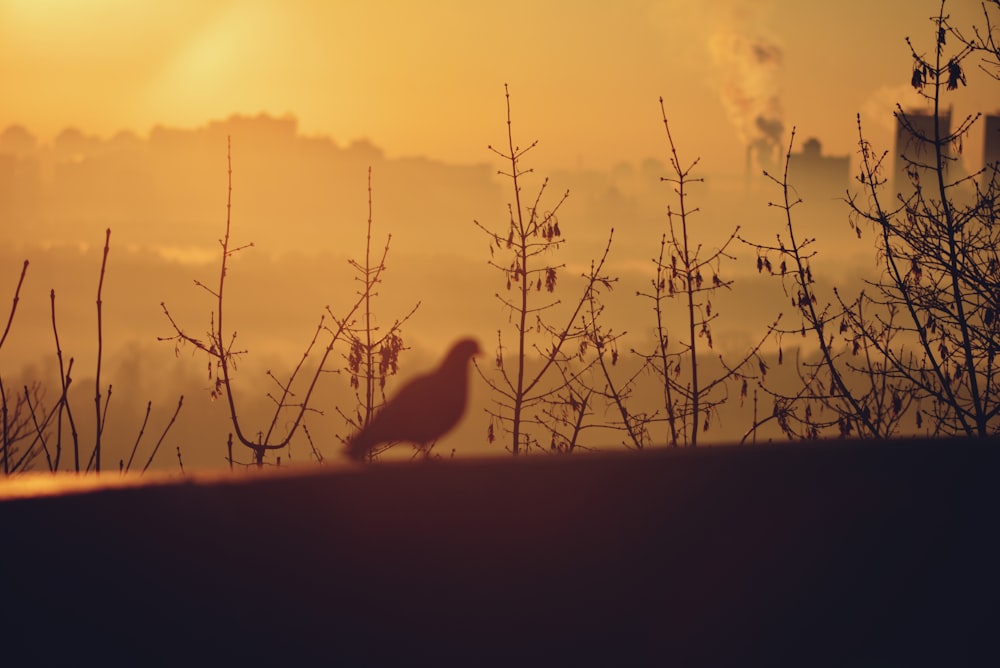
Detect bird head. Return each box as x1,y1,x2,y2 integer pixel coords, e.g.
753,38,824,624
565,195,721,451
449,338,482,363
441,338,481,375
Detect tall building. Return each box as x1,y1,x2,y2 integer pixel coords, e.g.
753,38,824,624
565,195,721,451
984,114,1000,174
894,109,952,196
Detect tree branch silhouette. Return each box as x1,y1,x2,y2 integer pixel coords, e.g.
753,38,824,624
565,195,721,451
161,138,367,467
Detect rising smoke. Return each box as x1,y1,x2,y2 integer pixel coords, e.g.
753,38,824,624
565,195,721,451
707,0,784,178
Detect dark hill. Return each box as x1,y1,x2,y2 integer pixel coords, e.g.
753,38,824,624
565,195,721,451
1,439,996,665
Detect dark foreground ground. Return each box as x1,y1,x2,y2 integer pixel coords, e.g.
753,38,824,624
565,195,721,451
1,438,997,665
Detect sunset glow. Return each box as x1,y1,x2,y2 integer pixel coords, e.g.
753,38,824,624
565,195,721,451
1,0,999,471
2,0,993,169
3,7,997,665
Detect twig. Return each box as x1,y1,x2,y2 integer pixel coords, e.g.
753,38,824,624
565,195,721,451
141,396,184,474
50,290,78,471
1,376,8,474
0,260,28,353
124,400,153,473
23,385,54,471
93,228,111,472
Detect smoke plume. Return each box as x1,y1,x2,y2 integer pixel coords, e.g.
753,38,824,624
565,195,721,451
708,1,784,175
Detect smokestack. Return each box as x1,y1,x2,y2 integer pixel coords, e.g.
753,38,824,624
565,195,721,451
708,2,784,179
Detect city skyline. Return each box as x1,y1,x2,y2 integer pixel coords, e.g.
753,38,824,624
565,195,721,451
3,0,998,174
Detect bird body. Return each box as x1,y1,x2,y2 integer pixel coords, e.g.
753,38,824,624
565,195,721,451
344,338,480,461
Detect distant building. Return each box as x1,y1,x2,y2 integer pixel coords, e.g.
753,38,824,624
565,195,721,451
894,109,952,196
788,137,849,205
985,114,1000,174
0,124,37,157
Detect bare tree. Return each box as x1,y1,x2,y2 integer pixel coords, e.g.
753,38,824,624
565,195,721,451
0,259,28,474
744,0,999,440
741,130,902,441
161,139,367,467
845,0,1000,436
547,230,648,451
632,99,771,447
335,167,419,462
474,85,596,455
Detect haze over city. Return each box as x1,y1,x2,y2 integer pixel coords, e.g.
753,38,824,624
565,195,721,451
1,0,998,469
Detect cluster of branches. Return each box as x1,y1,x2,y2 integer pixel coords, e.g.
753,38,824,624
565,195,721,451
739,130,907,441
849,0,1000,436
741,0,1000,440
334,167,419,462
477,0,998,453
474,84,589,455
621,99,772,448
3,140,419,475
1,231,184,476
475,88,771,453
160,139,380,469
546,99,772,452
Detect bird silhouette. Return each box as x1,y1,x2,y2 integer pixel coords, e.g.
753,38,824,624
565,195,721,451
344,338,481,461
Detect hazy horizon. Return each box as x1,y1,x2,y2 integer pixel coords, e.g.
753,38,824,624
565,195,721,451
0,106,921,471
3,0,997,172
3,0,998,472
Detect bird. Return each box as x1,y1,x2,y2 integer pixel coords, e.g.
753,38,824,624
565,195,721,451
343,338,481,461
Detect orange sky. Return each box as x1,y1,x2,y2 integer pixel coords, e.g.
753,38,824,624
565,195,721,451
1,0,996,172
